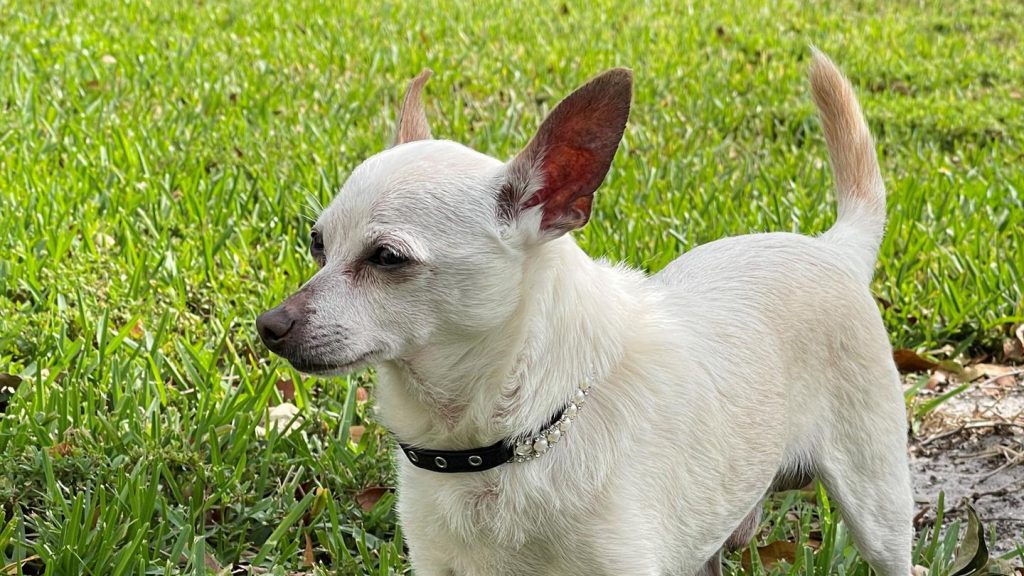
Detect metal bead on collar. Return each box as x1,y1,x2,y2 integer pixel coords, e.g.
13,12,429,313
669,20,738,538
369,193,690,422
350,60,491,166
511,375,593,464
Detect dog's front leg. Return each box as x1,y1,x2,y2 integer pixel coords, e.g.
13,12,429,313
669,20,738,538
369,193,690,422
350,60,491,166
406,550,453,576
687,500,764,576
401,510,456,576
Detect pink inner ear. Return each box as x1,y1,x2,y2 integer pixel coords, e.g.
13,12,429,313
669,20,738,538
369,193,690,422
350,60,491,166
511,68,632,236
523,145,600,230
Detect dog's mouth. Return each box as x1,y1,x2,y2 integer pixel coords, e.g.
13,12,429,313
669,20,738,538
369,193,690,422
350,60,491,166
289,351,378,377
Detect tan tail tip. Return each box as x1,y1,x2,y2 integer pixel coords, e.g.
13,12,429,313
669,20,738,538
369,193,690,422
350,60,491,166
808,48,848,100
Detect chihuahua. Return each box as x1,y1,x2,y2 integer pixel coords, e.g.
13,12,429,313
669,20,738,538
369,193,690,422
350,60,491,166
257,50,912,576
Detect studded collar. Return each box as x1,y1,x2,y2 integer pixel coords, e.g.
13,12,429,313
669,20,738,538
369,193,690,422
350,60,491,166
397,375,594,473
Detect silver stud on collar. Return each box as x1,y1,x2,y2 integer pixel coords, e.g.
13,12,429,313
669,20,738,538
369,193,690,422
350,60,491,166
511,375,593,464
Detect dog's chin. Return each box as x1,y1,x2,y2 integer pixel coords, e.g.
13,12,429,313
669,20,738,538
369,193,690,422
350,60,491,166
289,352,377,377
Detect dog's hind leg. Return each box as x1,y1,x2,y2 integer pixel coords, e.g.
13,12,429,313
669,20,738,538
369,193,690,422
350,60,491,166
725,500,762,551
813,375,913,576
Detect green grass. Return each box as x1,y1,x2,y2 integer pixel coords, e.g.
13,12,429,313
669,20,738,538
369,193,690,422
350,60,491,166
1,0,1022,573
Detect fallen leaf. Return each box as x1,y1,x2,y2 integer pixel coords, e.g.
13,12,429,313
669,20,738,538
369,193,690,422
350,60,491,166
49,442,73,457
995,375,1017,387
303,530,315,566
926,370,949,390
349,425,365,444
950,504,988,576
972,364,1017,379
2,555,42,575
894,349,939,373
276,379,296,402
354,486,391,512
204,552,221,572
741,541,797,572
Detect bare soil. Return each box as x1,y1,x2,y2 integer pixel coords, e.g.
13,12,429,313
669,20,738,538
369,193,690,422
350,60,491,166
908,370,1024,556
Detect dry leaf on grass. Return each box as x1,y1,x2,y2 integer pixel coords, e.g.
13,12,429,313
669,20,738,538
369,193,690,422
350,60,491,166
963,363,1019,384
49,442,73,457
995,375,1018,387
741,541,797,572
949,504,1019,576
927,371,949,390
2,555,42,575
895,349,940,373
203,552,222,572
303,530,316,566
894,349,968,378
349,425,365,444
951,505,988,575
354,486,391,512
276,378,296,402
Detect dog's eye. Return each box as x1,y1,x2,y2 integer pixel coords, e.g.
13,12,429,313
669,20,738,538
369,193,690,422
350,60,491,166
368,246,408,268
310,230,325,265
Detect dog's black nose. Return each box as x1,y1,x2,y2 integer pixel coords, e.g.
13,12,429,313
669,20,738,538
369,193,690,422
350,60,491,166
256,306,296,351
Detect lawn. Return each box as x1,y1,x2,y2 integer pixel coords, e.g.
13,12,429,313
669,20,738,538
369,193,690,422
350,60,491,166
1,0,1023,574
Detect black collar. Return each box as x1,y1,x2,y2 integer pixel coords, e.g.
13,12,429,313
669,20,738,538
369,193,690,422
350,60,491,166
398,407,566,474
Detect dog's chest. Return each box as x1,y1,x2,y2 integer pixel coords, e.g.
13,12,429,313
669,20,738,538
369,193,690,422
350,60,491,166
400,465,600,572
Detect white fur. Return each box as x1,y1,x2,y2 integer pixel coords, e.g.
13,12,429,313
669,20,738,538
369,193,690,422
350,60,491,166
283,55,913,575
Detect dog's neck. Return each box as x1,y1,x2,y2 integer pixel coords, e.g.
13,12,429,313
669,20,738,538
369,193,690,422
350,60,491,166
376,236,637,450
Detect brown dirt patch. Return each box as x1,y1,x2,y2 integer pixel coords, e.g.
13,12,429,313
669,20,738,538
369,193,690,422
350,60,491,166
908,369,1024,555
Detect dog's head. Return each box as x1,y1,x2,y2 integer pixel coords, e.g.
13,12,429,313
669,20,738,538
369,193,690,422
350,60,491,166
256,68,632,375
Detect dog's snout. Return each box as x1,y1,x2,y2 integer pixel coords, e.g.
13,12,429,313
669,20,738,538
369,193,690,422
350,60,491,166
256,306,297,350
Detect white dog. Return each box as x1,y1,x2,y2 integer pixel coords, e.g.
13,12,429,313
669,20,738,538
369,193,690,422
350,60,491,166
257,50,913,576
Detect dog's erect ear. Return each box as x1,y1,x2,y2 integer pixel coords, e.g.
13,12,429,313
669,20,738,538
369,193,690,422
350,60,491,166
500,68,632,238
392,69,433,146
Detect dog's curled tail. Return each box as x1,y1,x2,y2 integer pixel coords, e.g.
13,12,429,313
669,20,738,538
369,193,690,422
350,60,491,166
811,49,886,283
